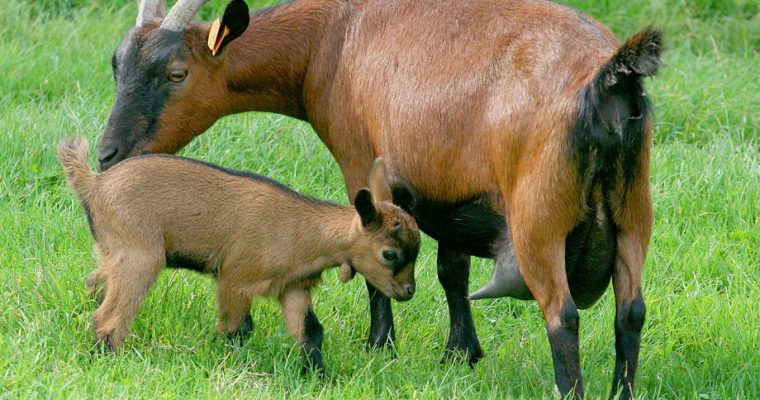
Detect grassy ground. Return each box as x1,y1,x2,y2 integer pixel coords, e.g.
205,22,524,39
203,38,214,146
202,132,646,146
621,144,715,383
1,0,757,398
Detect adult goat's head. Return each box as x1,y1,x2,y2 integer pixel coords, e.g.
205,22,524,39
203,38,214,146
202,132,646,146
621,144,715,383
98,0,249,170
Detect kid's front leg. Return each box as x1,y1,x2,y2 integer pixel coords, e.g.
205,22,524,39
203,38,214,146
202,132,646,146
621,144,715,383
280,287,324,373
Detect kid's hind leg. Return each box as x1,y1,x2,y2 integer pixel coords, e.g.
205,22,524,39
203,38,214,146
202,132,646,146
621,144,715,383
279,287,324,373
87,245,113,305
86,267,109,305
92,249,163,351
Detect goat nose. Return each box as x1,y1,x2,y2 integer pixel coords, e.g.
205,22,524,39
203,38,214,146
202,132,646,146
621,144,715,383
97,146,120,171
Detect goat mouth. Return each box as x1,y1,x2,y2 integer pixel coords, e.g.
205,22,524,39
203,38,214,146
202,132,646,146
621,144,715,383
390,286,413,302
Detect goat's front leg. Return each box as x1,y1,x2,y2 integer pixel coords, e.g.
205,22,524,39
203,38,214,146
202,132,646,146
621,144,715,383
216,277,253,339
280,287,324,373
366,281,396,351
438,246,483,365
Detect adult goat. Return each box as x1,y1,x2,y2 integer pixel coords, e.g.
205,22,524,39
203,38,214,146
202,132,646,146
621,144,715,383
97,1,663,397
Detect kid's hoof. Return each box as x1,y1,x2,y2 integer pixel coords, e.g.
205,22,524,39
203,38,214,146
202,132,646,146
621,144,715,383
225,314,254,341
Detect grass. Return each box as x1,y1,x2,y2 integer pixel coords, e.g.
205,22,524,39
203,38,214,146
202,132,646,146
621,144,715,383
1,0,757,398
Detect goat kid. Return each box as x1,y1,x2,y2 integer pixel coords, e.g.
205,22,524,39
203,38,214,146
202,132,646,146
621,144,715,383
58,137,420,372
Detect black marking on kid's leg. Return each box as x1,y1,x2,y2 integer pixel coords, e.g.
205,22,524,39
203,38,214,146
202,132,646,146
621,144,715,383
366,281,396,352
302,307,324,374
610,292,646,400
437,247,483,366
547,296,583,399
225,313,253,341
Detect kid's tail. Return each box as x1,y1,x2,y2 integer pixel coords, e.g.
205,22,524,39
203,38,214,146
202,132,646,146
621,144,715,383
57,136,98,203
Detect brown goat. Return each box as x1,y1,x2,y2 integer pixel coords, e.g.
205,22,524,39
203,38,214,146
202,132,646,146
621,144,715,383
96,0,663,397
58,137,420,372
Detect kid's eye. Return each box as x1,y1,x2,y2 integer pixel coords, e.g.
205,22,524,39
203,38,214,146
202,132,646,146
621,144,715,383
382,250,399,262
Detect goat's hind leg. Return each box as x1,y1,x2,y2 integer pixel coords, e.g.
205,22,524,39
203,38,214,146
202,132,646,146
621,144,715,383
86,266,109,306
92,249,163,351
508,188,584,398
609,188,652,400
280,287,324,374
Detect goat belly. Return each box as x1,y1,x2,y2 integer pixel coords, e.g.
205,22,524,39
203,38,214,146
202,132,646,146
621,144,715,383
397,191,506,258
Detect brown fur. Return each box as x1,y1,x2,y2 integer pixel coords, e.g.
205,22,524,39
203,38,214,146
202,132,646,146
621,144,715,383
58,137,420,367
99,1,662,397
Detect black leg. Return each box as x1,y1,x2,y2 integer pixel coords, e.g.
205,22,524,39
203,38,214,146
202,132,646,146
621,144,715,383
437,246,483,365
610,294,645,400
302,307,325,374
547,297,583,399
225,313,253,341
366,281,396,351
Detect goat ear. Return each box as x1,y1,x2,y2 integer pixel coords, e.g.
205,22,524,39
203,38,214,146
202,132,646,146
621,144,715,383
355,188,381,229
207,0,249,56
368,157,392,203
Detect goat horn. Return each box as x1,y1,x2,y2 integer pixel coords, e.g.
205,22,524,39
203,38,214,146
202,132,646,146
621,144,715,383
161,0,210,31
135,0,166,27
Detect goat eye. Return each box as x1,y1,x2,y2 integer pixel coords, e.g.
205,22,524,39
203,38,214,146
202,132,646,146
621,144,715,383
168,70,187,82
382,250,399,263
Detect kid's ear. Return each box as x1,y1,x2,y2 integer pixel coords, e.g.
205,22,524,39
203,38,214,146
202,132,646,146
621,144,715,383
354,188,382,229
207,0,249,56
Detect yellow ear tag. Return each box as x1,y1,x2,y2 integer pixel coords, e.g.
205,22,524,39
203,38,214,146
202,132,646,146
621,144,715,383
207,18,230,56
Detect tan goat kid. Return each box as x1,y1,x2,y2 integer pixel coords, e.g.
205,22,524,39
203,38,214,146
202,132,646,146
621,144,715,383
57,137,420,372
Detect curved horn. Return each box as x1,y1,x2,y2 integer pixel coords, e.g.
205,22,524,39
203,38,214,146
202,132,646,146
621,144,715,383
161,0,209,32
136,0,166,27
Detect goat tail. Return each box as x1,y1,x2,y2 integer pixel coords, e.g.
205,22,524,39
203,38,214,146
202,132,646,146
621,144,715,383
596,28,664,88
57,136,98,203
571,29,664,188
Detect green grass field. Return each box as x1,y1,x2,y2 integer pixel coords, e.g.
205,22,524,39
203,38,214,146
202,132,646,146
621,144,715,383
1,0,757,398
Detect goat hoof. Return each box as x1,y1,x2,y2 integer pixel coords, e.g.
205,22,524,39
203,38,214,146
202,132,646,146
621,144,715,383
93,331,114,354
301,358,325,378
225,314,254,342
366,328,397,355
95,337,114,353
440,347,483,367
301,364,326,378
365,339,397,357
